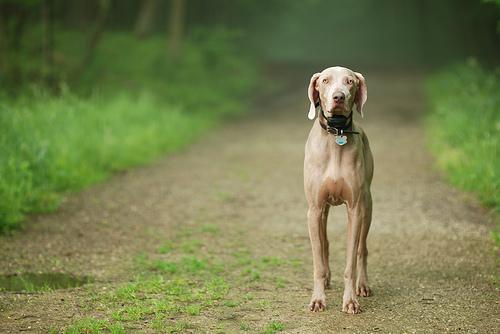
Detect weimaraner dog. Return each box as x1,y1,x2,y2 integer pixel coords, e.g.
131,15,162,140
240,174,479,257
304,66,373,314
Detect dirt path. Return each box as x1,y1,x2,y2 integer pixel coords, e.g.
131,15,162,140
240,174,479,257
0,72,498,333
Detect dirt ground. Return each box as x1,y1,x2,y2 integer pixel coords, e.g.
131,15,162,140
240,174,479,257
0,72,498,333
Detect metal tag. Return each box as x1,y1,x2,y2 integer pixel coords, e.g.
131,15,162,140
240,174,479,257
335,135,347,146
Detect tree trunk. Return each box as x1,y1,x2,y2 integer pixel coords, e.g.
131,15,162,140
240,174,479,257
41,0,55,86
11,8,27,50
0,4,7,75
416,0,427,66
134,0,158,38
167,0,185,61
74,0,111,80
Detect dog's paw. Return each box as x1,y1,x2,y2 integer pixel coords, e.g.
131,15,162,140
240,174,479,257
342,298,360,314
309,294,326,312
356,284,372,297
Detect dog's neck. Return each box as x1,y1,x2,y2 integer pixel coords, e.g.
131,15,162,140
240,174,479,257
316,102,359,135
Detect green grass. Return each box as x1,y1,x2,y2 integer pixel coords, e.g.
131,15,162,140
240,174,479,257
240,322,251,331
263,321,285,334
425,60,499,211
0,92,216,229
425,59,499,244
61,318,125,334
0,29,256,233
53,222,295,333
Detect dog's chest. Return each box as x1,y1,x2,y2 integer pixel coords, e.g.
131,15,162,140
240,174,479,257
319,176,351,206
319,148,360,205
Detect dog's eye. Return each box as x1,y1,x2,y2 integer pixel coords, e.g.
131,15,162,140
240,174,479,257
347,79,353,85
322,78,329,84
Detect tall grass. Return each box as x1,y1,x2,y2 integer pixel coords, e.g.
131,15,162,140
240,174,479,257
0,29,256,232
425,60,499,212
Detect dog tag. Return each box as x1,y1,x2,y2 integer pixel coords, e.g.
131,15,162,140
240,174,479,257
335,135,347,146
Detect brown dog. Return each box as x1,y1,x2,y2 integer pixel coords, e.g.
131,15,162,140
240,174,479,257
304,66,373,314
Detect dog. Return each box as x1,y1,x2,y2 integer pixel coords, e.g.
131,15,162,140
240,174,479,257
304,66,373,314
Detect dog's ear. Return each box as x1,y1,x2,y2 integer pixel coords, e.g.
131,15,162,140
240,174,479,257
354,72,367,118
307,72,321,120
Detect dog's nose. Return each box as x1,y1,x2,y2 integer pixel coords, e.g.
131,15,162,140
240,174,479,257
333,92,345,103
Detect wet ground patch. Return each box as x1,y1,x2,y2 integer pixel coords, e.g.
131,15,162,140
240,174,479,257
0,272,92,292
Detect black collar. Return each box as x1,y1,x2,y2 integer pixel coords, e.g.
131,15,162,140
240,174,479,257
316,101,359,135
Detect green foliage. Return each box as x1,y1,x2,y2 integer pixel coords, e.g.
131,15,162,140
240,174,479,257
425,59,499,212
199,223,221,234
222,300,240,307
0,91,211,230
63,318,125,334
240,322,251,331
483,0,500,7
0,29,256,232
263,321,285,334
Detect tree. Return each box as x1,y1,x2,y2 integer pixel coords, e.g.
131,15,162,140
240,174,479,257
134,0,158,38
74,0,111,81
41,0,54,86
167,0,185,61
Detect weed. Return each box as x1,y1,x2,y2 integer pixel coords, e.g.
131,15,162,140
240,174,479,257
200,224,221,234
223,300,240,307
275,277,286,288
113,284,137,301
263,321,285,334
241,268,261,282
185,304,202,315
166,321,192,334
258,300,271,310
158,241,174,254
63,318,125,334
260,256,286,267
152,260,178,274
181,256,207,273
180,239,203,253
133,253,149,268
289,258,303,268
240,322,251,331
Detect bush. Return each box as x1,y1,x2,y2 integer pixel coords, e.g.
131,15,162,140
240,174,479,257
425,59,499,212
0,28,257,232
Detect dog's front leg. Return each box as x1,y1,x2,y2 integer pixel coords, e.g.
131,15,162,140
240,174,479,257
308,206,328,312
357,192,372,297
343,204,363,314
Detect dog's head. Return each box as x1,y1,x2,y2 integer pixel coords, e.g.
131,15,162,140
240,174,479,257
307,66,367,120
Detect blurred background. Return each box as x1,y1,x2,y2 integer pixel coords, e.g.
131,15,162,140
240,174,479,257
1,0,499,85
0,0,499,232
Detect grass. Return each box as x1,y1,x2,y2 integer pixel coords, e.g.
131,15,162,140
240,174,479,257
0,29,256,233
50,221,296,333
425,59,499,244
0,92,216,229
263,321,285,334
59,318,125,334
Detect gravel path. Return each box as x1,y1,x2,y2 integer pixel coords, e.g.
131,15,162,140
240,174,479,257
0,72,497,333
